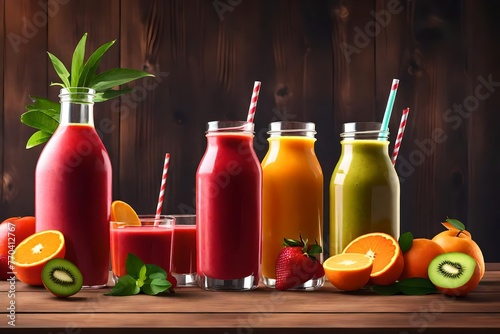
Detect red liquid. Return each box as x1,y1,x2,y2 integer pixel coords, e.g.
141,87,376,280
36,124,111,286
172,225,196,274
196,133,262,281
110,226,173,277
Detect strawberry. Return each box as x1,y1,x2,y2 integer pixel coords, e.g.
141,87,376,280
167,272,178,292
275,235,323,291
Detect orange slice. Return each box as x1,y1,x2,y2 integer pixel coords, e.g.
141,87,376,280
323,253,373,291
343,232,404,286
110,200,141,226
11,230,66,286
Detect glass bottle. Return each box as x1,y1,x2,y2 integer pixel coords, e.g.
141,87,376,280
196,121,262,291
329,122,400,255
261,121,324,290
35,88,112,288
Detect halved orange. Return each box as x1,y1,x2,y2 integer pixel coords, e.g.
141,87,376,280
343,232,404,286
323,253,373,291
11,230,65,286
110,200,141,226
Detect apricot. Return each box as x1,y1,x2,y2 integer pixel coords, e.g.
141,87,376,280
432,227,485,279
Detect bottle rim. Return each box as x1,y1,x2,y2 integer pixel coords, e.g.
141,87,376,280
267,121,316,137
341,122,389,139
206,121,254,134
59,87,96,104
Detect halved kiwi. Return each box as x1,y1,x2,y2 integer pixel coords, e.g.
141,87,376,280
428,252,481,297
41,258,83,298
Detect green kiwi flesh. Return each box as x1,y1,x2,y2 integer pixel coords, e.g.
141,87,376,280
41,258,83,297
427,252,476,289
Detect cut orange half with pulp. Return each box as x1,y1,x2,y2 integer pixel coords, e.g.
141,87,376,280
343,232,404,286
323,253,373,291
110,200,141,226
11,230,66,286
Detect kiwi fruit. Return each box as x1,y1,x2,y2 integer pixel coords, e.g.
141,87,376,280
428,252,481,297
41,258,83,298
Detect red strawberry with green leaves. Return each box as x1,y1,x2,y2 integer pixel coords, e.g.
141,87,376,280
275,235,323,291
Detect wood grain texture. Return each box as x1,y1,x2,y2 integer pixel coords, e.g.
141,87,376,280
464,1,500,268
0,270,499,332
2,0,48,218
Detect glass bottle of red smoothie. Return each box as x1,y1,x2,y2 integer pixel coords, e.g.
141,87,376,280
196,121,262,291
35,88,112,288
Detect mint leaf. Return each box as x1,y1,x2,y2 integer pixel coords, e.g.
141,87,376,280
47,51,71,88
397,278,438,295
105,274,140,296
78,40,115,87
126,253,145,279
398,232,413,253
370,284,400,295
446,218,466,230
145,263,167,277
26,131,52,148
89,68,154,91
143,278,172,296
136,265,147,288
70,33,87,87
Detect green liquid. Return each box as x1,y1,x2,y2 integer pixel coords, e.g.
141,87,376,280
329,139,400,255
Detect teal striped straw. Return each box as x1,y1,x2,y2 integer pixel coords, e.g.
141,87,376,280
379,79,400,140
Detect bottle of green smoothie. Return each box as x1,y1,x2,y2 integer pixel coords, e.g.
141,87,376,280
329,122,400,255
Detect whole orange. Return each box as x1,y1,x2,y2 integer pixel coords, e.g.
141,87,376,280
432,228,485,278
0,216,36,280
399,238,445,280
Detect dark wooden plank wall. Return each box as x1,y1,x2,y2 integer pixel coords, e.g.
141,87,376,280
1,0,499,262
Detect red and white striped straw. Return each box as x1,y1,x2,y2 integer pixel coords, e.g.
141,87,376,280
246,81,261,123
155,153,171,218
392,108,410,165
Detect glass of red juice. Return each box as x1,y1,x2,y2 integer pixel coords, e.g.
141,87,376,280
110,215,175,283
170,214,197,287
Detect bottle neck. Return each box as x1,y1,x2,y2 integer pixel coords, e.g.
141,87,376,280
60,102,94,126
58,87,96,126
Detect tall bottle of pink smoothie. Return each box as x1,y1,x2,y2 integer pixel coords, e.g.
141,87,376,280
35,88,112,288
196,121,262,291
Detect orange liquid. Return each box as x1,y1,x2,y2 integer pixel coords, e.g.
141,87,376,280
261,136,323,280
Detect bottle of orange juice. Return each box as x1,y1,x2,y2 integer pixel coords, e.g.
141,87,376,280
261,121,324,290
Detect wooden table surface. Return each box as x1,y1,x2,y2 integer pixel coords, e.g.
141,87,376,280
1,264,499,334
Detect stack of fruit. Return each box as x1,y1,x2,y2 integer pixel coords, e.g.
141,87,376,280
0,216,83,297
322,219,484,296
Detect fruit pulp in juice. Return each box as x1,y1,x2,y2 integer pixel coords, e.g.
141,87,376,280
329,139,399,255
261,136,323,280
110,225,173,277
172,225,196,274
197,133,262,281
36,124,111,287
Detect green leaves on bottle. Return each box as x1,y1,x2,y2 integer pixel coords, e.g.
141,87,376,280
21,33,155,148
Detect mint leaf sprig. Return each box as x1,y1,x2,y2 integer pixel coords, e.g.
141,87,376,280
21,33,154,148
105,253,173,296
